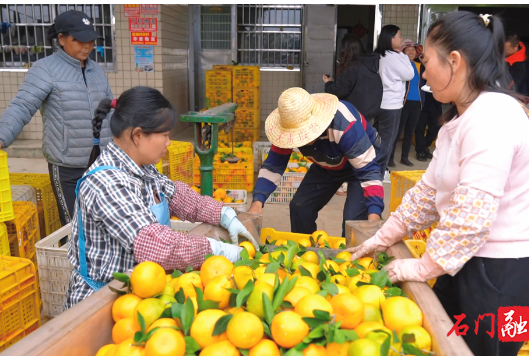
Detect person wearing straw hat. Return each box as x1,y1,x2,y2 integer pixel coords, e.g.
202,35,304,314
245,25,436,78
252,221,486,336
248,87,386,236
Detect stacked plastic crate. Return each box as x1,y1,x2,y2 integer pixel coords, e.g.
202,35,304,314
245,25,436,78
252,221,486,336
205,68,233,110
228,66,261,143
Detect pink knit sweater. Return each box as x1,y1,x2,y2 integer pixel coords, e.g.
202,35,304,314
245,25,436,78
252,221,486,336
424,92,529,258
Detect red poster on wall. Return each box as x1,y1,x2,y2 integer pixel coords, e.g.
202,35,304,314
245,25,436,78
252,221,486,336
131,32,158,45
141,4,159,15
124,4,140,17
129,18,158,32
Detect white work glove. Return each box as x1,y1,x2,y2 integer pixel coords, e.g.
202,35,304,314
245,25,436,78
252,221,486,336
347,216,408,261
206,237,243,263
385,252,445,283
220,207,260,249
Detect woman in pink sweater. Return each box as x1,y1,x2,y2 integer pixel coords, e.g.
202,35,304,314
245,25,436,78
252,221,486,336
348,11,529,356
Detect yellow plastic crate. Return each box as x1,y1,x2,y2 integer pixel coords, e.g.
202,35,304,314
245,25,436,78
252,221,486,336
5,202,40,260
217,148,253,156
518,342,529,356
260,228,345,247
218,141,253,149
205,70,232,91
235,108,260,129
389,170,426,213
213,64,234,72
193,154,254,191
404,240,436,287
0,224,8,257
232,66,261,87
0,256,40,351
233,87,260,109
162,141,194,185
9,174,61,237
205,90,232,108
0,151,14,222
219,128,260,142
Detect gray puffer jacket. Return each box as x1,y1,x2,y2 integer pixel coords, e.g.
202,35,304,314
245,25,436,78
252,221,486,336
0,48,113,168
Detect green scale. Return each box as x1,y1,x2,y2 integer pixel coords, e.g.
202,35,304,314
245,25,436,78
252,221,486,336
180,103,240,197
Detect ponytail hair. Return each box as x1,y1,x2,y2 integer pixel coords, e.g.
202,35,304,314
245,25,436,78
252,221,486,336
86,87,177,169
46,23,68,50
87,98,112,169
426,11,527,124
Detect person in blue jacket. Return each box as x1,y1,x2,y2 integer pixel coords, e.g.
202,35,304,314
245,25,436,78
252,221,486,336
0,10,113,228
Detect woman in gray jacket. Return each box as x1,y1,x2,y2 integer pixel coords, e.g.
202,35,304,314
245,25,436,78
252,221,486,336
0,10,113,227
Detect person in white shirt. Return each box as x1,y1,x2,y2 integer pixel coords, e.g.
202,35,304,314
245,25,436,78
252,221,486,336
372,25,415,172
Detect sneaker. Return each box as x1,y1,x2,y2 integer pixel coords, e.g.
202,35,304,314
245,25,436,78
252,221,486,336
416,152,428,162
400,158,414,167
383,169,391,183
336,182,348,196
387,159,396,168
424,148,433,159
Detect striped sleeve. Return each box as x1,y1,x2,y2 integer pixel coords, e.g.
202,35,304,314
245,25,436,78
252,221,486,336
252,145,292,204
335,103,384,215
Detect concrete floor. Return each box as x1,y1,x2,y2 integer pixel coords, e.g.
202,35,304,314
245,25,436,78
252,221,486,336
6,129,433,238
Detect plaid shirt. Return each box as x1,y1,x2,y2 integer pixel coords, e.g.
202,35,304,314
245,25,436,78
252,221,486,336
64,141,222,309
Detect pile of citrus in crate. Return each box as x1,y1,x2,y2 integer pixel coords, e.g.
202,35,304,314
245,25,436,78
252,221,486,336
96,239,433,356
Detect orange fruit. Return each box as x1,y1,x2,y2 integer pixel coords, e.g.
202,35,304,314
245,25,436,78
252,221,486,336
204,275,233,309
302,343,328,356
257,273,282,287
284,286,312,307
326,341,351,356
145,328,186,356
248,339,281,356
354,321,392,340
312,230,329,247
381,296,423,332
294,294,333,318
270,311,309,349
199,340,240,356
232,266,255,290
112,317,141,344
226,311,264,349
112,293,143,322
114,338,144,356
130,261,166,299
133,298,166,329
102,345,118,356
96,344,116,356
223,197,234,203
352,285,386,310
191,309,229,349
330,293,364,329
200,256,234,287
292,276,320,294
301,251,319,264
191,186,200,193
297,238,312,248
147,318,179,332
213,188,227,199
174,272,203,297
239,241,256,258
336,251,352,261
331,274,347,285
357,257,375,270
348,273,371,291
324,260,340,272
296,262,320,279
398,325,432,352
227,307,245,315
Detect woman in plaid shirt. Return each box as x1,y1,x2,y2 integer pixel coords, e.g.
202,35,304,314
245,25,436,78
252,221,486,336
64,87,257,309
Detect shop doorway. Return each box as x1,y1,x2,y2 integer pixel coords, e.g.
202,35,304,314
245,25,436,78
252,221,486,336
302,4,378,92
335,5,376,73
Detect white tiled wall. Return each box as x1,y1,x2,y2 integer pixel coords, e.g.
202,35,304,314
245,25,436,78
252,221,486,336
382,4,420,43
0,4,189,142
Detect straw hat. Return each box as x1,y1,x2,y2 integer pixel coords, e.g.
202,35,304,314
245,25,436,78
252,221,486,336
265,87,339,149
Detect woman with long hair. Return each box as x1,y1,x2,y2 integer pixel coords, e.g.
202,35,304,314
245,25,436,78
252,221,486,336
373,25,415,172
323,34,383,124
347,12,529,356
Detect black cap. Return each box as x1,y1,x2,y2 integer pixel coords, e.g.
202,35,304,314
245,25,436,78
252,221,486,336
54,10,103,43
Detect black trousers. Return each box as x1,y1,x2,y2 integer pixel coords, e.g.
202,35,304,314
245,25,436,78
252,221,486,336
433,256,529,356
373,108,402,171
415,108,442,154
48,164,86,226
389,100,421,162
289,164,371,237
